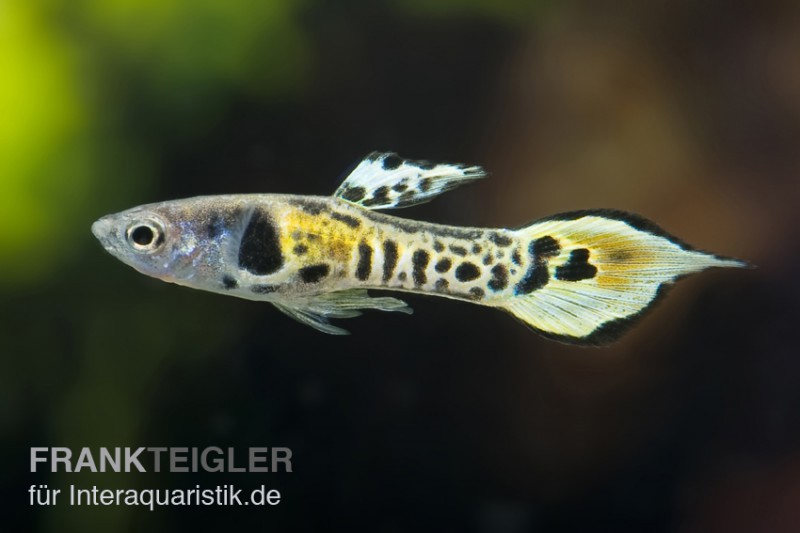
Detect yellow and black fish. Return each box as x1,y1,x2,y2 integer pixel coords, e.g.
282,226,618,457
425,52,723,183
92,152,746,344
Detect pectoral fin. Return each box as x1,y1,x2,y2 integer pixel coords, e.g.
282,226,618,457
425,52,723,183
334,152,485,210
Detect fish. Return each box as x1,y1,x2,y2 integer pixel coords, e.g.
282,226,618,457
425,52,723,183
91,151,747,344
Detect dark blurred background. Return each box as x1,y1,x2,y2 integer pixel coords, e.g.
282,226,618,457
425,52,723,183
2,0,799,531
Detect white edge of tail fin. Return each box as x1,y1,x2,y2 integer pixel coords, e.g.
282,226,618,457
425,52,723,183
500,209,749,346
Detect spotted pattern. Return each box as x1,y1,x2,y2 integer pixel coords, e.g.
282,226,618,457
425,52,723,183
330,211,361,228
455,262,481,282
299,264,330,284
356,241,373,281
412,250,430,286
382,240,398,281
488,264,508,291
251,284,278,294
334,152,486,210
515,236,561,295
555,248,597,281
239,209,284,276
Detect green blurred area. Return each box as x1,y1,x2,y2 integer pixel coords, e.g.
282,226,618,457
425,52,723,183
0,0,312,284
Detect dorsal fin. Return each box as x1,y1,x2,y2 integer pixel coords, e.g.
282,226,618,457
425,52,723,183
333,152,486,210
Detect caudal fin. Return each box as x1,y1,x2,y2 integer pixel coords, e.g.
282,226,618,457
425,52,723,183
501,209,747,345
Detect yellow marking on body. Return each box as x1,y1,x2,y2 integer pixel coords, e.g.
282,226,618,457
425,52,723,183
278,207,371,267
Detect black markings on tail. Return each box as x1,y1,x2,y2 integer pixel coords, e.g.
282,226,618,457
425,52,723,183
555,248,598,282
412,250,430,286
299,264,330,284
238,209,284,276
450,245,467,256
356,241,373,281
382,240,399,282
515,236,560,295
222,275,238,290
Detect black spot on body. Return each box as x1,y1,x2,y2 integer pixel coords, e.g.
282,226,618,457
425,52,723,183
207,216,224,239
514,236,561,295
419,177,433,192
392,181,409,193
293,244,308,255
330,211,361,228
435,258,452,273
469,287,485,300
294,199,327,215
382,154,403,170
533,236,561,256
398,272,407,281
488,265,508,291
222,275,238,290
455,262,481,282
251,284,278,294
490,233,513,247
238,209,284,276
435,279,449,291
356,241,373,281
472,244,482,254
412,250,430,286
482,253,493,266
511,249,522,265
341,186,366,203
450,245,467,256
382,240,398,282
433,241,445,253
363,186,391,207
555,248,598,281
299,264,330,284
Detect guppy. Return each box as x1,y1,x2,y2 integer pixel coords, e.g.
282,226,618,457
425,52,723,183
92,152,746,344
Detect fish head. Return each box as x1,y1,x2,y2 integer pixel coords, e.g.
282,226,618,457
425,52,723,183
92,201,211,285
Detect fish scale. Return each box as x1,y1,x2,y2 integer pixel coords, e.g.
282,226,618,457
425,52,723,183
92,152,747,344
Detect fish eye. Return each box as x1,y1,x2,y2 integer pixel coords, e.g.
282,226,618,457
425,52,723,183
126,220,165,252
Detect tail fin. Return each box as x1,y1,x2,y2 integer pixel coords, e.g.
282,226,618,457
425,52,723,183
501,209,747,345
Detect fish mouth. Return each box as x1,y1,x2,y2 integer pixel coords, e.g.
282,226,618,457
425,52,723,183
91,216,116,251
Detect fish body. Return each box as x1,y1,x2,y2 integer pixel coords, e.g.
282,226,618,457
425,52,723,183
92,152,746,343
